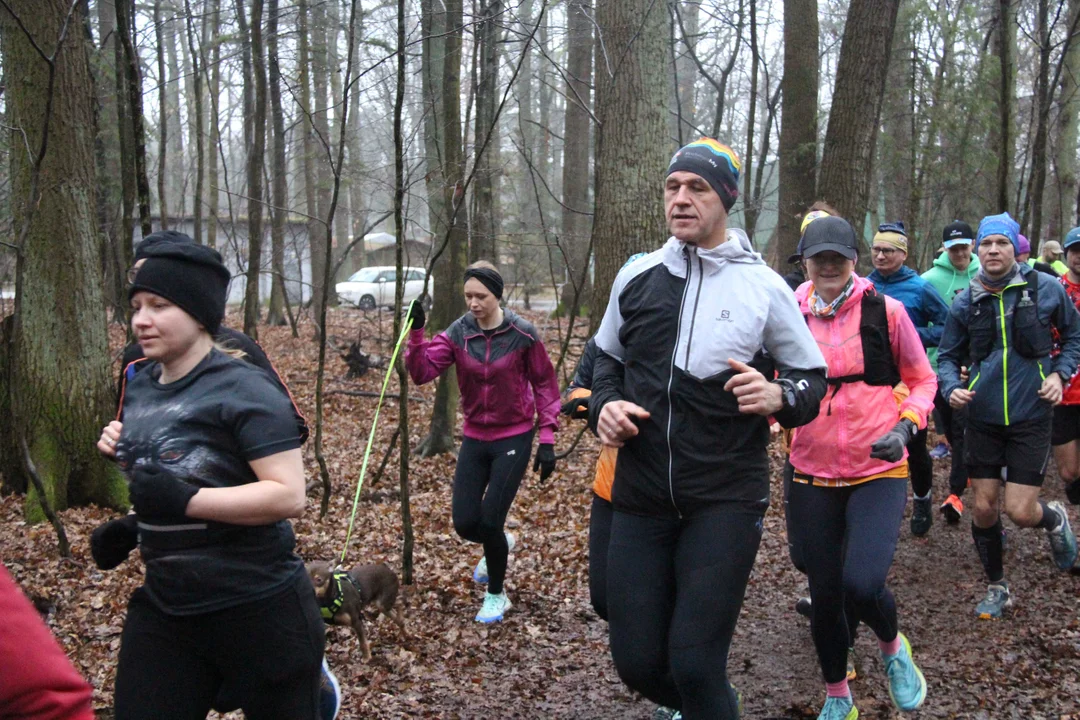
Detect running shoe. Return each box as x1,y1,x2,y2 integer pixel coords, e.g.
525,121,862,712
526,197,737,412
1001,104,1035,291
475,591,512,623
795,596,812,618
910,495,933,536
929,442,950,459
846,647,858,681
652,708,679,720
1046,501,1079,570
319,657,342,720
472,532,516,584
939,494,963,524
882,633,926,711
817,695,858,720
975,581,1012,619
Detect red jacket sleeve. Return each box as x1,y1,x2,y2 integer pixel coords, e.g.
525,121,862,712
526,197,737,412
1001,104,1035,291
0,566,95,720
527,339,561,445
405,329,456,386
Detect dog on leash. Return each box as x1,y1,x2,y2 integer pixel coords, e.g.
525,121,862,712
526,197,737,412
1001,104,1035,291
307,561,406,661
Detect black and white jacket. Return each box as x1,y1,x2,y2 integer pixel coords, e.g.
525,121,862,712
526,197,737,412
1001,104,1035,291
589,231,828,519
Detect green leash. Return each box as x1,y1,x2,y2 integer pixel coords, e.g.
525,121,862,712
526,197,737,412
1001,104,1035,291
338,303,416,566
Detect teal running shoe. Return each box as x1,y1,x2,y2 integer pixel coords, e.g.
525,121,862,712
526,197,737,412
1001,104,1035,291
1046,501,1078,570
975,582,1012,619
817,695,857,720
883,633,927,711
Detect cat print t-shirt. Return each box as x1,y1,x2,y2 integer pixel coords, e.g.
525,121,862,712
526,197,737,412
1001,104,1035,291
116,349,304,615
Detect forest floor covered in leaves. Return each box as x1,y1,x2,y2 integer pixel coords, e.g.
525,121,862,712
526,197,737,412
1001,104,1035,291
2,307,1080,719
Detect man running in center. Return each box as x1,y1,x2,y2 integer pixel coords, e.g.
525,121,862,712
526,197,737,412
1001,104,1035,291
589,138,828,718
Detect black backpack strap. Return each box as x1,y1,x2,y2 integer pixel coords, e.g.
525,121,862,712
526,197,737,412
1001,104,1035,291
858,287,901,387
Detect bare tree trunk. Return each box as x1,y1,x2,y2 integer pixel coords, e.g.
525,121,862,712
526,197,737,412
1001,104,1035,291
94,0,127,318
590,0,670,331
182,0,204,244
311,1,335,321
267,0,287,325
470,0,500,262
816,0,901,235
154,0,169,229
115,0,152,236
207,0,221,248
880,2,913,226
1054,0,1080,236
672,0,699,144
415,0,467,458
165,10,183,218
299,0,320,321
393,0,414,583
1022,0,1051,245
776,0,819,264
243,0,267,337
994,0,1017,213
743,0,760,239
558,0,593,315
1,0,126,518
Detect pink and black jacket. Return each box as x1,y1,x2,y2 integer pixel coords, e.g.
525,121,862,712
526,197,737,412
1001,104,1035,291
406,308,560,444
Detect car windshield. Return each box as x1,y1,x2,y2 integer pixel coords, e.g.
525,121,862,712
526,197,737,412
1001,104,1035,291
347,268,381,283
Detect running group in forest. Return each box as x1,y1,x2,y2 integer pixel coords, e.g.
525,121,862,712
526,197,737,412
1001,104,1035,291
6,136,1080,720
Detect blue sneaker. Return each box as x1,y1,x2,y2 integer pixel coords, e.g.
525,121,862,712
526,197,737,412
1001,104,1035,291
475,591,512,623
319,657,341,720
472,532,516,583
1046,501,1078,570
817,695,858,720
975,581,1012,619
929,442,950,459
883,633,926,711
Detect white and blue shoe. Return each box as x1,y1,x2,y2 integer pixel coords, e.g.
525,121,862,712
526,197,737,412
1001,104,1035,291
319,657,341,720
472,532,516,584
475,591,512,623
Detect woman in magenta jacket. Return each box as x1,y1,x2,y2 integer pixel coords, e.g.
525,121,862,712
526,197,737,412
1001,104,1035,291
786,217,936,720
406,261,560,624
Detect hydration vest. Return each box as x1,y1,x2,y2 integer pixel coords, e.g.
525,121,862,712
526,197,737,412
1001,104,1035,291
815,288,901,412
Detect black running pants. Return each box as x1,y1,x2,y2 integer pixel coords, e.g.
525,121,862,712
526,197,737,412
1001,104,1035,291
606,507,762,719
452,430,534,594
787,477,907,684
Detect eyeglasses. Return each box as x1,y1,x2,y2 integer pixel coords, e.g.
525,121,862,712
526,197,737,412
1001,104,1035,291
871,247,898,256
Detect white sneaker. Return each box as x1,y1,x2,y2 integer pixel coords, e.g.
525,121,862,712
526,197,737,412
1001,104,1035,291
475,591,512,623
472,532,516,584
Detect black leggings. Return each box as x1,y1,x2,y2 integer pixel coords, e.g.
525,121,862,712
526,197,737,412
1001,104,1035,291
589,493,613,620
782,461,859,644
907,426,933,497
607,507,762,719
935,391,969,496
452,430,534,595
114,570,325,720
787,477,907,684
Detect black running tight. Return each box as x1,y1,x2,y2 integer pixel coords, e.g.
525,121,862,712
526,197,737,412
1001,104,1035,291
787,477,907,684
606,507,762,719
452,430,534,594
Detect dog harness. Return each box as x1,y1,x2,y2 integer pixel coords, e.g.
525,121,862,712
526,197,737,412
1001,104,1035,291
319,570,364,621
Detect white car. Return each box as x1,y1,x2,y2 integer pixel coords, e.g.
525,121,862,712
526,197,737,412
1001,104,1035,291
336,266,432,311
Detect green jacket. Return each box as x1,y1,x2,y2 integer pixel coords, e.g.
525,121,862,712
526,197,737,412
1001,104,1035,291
921,253,980,369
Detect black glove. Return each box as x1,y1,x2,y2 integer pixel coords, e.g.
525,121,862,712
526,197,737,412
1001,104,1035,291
870,418,918,462
90,515,139,570
406,299,425,330
1067,479,1080,506
533,443,557,482
128,464,199,520
560,396,590,419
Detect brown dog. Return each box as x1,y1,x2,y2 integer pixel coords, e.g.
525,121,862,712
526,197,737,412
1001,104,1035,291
307,561,406,661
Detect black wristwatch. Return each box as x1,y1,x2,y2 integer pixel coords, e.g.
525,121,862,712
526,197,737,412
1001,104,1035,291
775,379,798,410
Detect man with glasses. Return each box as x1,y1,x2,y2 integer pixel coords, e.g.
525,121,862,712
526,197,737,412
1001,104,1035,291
867,222,950,537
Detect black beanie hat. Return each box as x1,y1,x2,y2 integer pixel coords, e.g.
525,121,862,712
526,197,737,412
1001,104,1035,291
666,138,742,211
135,230,199,262
129,243,231,333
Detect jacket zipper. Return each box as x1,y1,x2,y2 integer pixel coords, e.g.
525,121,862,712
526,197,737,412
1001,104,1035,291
683,250,705,368
665,248,693,518
996,281,1028,426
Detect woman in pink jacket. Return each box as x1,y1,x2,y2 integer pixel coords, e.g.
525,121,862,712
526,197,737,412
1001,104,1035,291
787,217,936,720
406,261,560,624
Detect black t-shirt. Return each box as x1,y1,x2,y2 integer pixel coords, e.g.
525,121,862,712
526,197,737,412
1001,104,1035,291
118,326,308,444
116,349,304,615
